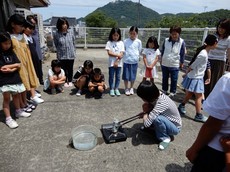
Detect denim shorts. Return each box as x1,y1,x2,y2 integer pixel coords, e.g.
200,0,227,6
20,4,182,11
122,63,138,81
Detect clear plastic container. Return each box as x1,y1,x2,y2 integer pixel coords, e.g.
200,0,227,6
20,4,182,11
71,125,100,151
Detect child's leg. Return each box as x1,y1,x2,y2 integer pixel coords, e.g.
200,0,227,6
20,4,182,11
114,67,121,90
2,92,11,118
12,93,21,110
30,88,44,104
142,77,146,82
178,90,194,115
124,80,129,89
153,115,180,150
76,77,87,90
194,93,203,114
19,91,27,108
109,67,115,90
182,90,194,104
150,78,154,83
97,85,104,93
4,92,19,129
88,86,95,93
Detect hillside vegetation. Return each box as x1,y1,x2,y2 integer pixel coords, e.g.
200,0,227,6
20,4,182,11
82,1,230,28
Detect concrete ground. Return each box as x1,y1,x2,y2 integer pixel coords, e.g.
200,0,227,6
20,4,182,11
0,49,205,172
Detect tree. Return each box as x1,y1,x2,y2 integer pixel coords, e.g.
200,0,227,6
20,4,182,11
85,10,117,27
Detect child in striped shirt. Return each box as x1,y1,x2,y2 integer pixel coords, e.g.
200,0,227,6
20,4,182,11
137,80,182,150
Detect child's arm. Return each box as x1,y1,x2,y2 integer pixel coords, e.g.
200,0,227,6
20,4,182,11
220,136,230,172
150,55,159,68
204,69,211,85
96,81,105,87
0,63,20,73
88,81,97,87
107,50,123,60
55,75,66,84
143,55,149,68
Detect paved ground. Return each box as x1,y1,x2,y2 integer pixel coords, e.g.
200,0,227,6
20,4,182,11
0,49,206,172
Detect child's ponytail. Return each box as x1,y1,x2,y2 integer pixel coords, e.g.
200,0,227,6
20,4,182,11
189,34,218,66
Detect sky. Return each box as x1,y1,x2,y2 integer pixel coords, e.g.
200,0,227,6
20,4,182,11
32,0,230,20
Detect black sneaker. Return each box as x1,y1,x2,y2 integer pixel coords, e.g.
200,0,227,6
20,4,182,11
85,92,93,99
94,92,102,99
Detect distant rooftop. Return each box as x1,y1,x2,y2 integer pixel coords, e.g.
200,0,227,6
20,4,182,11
28,0,50,8
44,16,77,26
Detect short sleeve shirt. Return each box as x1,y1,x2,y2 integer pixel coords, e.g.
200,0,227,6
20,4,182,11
0,52,22,86
203,73,230,151
105,40,125,67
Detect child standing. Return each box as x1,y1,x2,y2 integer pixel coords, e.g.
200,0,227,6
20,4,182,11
122,26,142,96
142,36,160,82
0,32,31,129
88,68,106,99
161,26,186,97
178,34,218,123
43,60,66,94
6,14,43,109
72,60,94,96
105,27,125,96
137,81,182,150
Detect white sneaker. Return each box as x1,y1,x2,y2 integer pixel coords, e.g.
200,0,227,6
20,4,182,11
31,96,44,104
16,109,31,118
125,89,130,96
169,93,175,98
129,88,134,95
68,82,73,87
76,90,82,96
6,119,18,129
64,83,69,88
35,91,41,98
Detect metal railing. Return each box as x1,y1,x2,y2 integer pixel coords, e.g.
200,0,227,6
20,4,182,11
44,26,216,62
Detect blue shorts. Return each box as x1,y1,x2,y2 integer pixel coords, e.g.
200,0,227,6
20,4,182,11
122,63,138,81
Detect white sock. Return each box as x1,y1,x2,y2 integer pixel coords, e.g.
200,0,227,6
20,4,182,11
6,116,12,121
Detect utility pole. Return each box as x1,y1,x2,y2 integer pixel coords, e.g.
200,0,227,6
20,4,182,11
137,0,140,27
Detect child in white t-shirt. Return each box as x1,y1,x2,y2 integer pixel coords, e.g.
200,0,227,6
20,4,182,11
44,60,66,94
105,27,125,97
142,36,161,82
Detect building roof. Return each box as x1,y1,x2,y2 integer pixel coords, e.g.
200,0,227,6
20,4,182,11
29,0,50,8
50,16,77,26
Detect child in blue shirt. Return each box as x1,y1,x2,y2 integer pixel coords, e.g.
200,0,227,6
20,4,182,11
122,26,142,96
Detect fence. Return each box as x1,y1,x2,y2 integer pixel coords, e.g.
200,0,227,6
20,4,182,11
45,26,216,62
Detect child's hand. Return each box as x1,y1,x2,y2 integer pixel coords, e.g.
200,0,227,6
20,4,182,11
142,102,154,113
220,136,230,153
0,67,11,73
204,78,210,85
182,73,186,78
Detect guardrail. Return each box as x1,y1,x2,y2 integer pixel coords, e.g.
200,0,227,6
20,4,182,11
44,26,216,62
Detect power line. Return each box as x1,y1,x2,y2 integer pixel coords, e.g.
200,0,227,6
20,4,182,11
52,3,99,7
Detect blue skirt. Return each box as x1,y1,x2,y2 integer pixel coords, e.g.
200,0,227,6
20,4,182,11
182,76,204,93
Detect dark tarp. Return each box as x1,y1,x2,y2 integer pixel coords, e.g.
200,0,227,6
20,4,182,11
0,0,16,32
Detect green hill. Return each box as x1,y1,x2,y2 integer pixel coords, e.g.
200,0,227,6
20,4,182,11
84,1,161,27
79,1,230,28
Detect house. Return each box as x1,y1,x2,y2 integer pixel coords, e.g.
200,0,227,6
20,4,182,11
0,0,50,32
